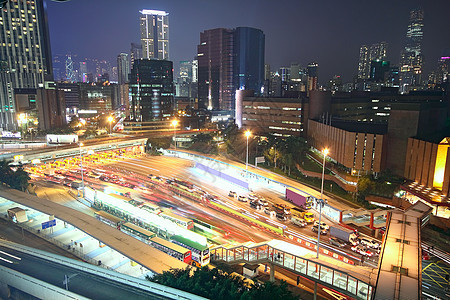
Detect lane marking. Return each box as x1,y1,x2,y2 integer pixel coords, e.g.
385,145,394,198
0,250,21,260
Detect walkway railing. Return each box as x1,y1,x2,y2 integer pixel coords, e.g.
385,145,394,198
211,243,373,300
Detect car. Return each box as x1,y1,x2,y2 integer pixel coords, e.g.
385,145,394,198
360,238,380,249
314,221,329,230
258,198,269,207
264,207,272,215
238,195,247,202
276,213,287,221
247,193,258,201
329,237,347,248
229,191,237,198
249,200,259,209
311,225,327,235
351,245,373,257
291,217,307,227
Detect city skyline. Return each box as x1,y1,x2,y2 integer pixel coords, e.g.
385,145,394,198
46,0,450,83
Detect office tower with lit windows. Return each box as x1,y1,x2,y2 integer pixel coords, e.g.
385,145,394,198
357,42,387,80
197,28,234,110
307,62,319,93
140,9,169,60
399,9,424,93
197,27,265,111
129,59,173,121
233,27,265,95
117,53,130,108
130,42,142,67
0,0,53,130
117,53,130,85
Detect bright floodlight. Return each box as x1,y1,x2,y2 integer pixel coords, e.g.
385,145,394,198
108,116,114,123
323,148,329,156
80,142,83,147
245,130,251,138
172,120,178,126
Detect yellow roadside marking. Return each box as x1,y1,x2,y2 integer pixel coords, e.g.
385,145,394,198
422,262,434,272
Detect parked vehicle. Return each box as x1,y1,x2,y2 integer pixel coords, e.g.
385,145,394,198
329,226,359,246
229,191,237,198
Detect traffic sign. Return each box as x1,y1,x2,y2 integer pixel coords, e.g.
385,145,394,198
41,219,56,229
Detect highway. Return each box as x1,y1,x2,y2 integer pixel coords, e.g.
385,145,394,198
0,244,171,300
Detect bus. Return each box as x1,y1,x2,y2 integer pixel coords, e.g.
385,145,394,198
170,235,210,267
170,178,195,192
141,203,162,215
94,211,123,228
149,236,192,264
160,211,195,230
121,222,156,242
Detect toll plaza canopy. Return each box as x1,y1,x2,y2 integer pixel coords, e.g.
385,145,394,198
0,188,187,274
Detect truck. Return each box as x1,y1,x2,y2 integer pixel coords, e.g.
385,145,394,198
329,226,359,246
291,207,315,223
71,180,84,190
286,188,313,209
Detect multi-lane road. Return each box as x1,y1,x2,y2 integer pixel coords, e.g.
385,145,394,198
30,153,381,268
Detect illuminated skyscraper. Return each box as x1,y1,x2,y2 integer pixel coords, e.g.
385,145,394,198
399,9,424,93
140,9,169,60
129,59,173,121
197,27,265,111
307,62,319,93
117,53,130,85
0,0,53,130
197,28,234,110
357,42,387,80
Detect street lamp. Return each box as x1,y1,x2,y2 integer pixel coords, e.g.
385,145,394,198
316,148,329,259
79,142,84,198
245,130,251,171
171,120,178,150
107,116,114,135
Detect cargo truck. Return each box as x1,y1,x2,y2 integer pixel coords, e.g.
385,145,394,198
329,226,359,246
286,188,313,209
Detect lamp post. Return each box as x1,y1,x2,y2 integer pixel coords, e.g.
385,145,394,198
171,120,178,150
79,142,84,198
107,116,113,135
245,130,251,171
316,148,328,259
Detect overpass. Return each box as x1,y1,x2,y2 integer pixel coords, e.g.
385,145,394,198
0,239,205,300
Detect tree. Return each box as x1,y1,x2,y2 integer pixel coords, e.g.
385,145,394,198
0,160,30,191
147,266,297,300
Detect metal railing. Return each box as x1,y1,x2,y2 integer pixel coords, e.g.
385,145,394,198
211,243,373,300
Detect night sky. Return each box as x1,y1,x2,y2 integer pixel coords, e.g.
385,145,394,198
46,0,450,83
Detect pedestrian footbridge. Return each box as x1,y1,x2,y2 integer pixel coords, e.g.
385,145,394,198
211,239,376,300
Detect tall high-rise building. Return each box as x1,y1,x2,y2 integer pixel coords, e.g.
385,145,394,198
0,0,53,130
197,28,234,110
130,42,142,67
191,59,198,83
307,62,319,93
197,27,265,111
357,42,387,80
140,9,169,60
233,27,265,94
436,50,450,84
117,53,130,85
129,59,173,121
399,9,424,93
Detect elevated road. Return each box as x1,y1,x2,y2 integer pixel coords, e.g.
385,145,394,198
0,239,204,300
